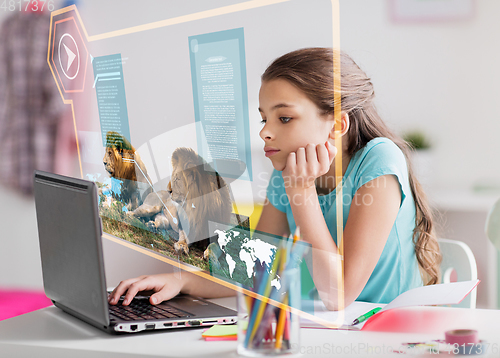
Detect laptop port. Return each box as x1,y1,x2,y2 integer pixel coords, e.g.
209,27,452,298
163,323,173,327
188,320,201,326
145,324,155,330
130,325,138,331
177,322,185,326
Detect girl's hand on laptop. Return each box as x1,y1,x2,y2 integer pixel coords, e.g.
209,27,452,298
108,273,182,306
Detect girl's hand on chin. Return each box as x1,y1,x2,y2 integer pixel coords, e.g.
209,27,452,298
283,141,337,190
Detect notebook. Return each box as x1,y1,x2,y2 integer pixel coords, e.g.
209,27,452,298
33,170,237,334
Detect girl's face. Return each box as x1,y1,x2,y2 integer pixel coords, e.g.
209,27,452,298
259,79,334,171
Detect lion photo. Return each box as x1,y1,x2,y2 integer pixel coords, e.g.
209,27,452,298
99,144,244,272
129,147,233,256
102,131,152,211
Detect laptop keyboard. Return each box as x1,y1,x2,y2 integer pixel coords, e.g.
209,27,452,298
109,298,191,321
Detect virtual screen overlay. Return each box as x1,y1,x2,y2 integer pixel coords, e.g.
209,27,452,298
48,0,343,322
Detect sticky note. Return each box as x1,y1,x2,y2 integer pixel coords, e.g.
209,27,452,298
202,324,239,338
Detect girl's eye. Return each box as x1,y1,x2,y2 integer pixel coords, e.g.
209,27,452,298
260,117,291,124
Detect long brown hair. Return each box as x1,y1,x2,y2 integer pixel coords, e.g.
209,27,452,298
262,48,441,285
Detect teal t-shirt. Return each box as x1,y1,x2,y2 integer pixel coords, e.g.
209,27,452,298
266,137,423,304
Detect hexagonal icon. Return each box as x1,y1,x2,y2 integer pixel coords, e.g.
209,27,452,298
49,14,89,95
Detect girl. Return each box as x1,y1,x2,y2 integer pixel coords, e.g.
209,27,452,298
256,48,441,308
109,48,441,309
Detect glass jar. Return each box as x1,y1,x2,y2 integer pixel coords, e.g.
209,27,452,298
236,266,301,357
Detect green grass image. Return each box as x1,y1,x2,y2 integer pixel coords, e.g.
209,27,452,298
99,195,209,271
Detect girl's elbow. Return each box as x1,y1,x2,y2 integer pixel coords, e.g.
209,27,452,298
318,291,357,311
323,300,339,311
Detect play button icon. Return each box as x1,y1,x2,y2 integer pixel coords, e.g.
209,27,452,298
49,12,89,94
63,43,76,72
58,33,80,80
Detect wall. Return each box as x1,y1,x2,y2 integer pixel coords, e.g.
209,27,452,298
339,0,500,192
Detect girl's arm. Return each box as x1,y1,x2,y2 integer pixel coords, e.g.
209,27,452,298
285,143,401,310
342,175,401,304
289,174,401,309
255,197,291,238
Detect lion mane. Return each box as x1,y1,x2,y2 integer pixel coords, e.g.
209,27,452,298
103,131,151,210
169,147,232,251
129,147,232,256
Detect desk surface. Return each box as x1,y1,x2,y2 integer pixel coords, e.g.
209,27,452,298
2,297,500,358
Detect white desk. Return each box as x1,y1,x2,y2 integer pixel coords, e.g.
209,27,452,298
1,297,500,358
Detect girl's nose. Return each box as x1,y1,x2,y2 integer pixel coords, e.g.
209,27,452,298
259,123,273,141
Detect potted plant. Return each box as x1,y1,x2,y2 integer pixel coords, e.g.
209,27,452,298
403,131,431,151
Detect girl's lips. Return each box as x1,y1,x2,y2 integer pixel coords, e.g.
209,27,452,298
264,148,280,157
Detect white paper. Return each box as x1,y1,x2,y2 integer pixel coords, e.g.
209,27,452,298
300,300,384,329
380,279,480,312
299,280,480,329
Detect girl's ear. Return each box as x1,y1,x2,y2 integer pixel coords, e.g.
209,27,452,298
328,112,350,139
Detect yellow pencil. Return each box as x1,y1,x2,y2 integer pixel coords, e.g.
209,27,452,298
244,294,253,314
247,247,283,345
275,238,289,349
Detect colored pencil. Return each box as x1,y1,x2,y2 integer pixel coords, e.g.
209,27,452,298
245,246,283,347
274,294,288,349
244,227,306,351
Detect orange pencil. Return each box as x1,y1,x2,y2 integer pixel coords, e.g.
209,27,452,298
274,295,288,349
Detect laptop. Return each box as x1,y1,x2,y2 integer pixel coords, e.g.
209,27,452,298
33,170,237,334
